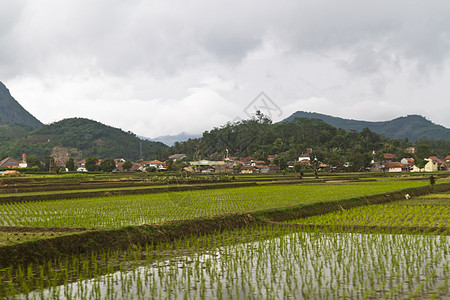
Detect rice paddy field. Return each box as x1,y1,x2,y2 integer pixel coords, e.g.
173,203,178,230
0,181,430,229
1,174,450,299
3,225,450,299
287,191,450,229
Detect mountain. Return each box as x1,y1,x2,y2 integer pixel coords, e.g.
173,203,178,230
0,81,42,128
151,132,202,146
282,111,450,141
3,118,168,161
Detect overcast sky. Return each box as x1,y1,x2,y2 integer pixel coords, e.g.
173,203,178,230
1,0,450,138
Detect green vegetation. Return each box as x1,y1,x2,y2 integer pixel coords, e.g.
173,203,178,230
1,225,449,299
1,174,449,299
0,181,429,228
166,113,450,170
1,118,167,161
288,192,450,228
283,111,450,142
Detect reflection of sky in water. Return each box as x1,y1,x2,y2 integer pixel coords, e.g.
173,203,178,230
23,232,450,299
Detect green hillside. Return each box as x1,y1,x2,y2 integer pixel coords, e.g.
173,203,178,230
2,118,168,161
282,111,450,141
0,81,42,128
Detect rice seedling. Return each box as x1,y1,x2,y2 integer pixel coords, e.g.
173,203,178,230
2,224,449,299
0,181,429,228
288,193,450,229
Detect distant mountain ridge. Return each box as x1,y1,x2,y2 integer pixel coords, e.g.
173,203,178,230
0,81,42,128
151,132,202,146
282,111,450,141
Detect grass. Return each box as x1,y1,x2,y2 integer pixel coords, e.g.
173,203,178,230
0,231,83,247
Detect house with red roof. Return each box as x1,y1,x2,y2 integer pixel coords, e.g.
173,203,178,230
384,162,409,172
383,153,397,162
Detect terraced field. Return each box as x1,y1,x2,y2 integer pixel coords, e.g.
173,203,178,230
0,181,429,228
1,175,450,299
287,191,450,229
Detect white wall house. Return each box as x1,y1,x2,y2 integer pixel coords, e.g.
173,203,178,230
412,158,438,172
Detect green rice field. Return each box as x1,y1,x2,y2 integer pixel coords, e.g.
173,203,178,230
288,192,450,228
1,176,449,299
4,225,449,299
1,181,428,228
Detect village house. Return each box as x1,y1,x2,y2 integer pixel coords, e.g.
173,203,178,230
240,165,258,174
250,160,266,167
443,156,450,170
383,153,397,162
384,162,409,172
0,157,21,169
146,160,166,171
405,147,416,154
400,158,415,170
256,164,270,173
412,158,438,172
428,156,444,170
189,160,226,173
298,153,310,162
267,155,278,163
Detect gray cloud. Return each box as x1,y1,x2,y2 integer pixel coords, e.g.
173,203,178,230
3,1,450,77
2,0,450,135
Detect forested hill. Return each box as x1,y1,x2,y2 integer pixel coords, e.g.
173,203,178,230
2,118,168,161
282,111,450,141
164,113,450,169
0,81,43,128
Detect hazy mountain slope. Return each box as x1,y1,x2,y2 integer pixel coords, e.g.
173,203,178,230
0,81,42,128
151,132,202,146
282,111,450,141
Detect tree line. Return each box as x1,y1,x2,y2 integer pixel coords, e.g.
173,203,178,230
159,112,449,172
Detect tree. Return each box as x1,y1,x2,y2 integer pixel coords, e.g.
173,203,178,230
85,157,98,172
293,163,304,178
273,157,288,171
100,158,116,172
293,163,303,173
415,144,430,169
65,158,75,171
122,160,133,171
27,155,42,169
43,156,56,172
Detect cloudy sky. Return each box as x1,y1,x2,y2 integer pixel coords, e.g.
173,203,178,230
1,0,450,139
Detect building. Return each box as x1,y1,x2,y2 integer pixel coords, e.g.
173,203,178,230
400,158,415,170
405,147,416,154
412,158,438,172
298,153,310,162
384,162,409,172
0,157,21,169
383,153,397,162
